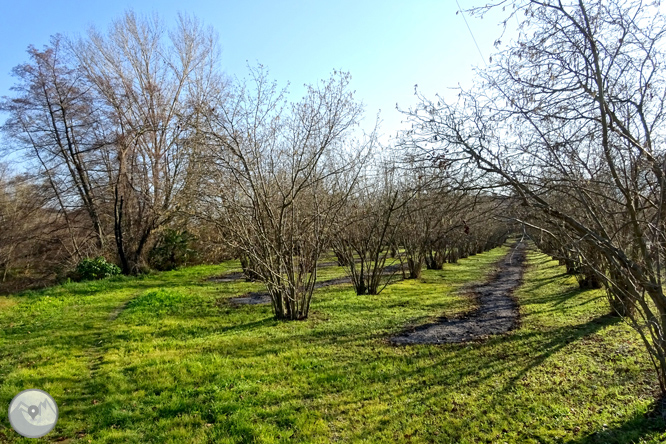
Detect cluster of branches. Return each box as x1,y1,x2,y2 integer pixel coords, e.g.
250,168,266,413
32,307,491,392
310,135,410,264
190,67,370,320
330,155,511,296
1,12,219,275
0,164,84,290
402,0,666,394
0,11,512,320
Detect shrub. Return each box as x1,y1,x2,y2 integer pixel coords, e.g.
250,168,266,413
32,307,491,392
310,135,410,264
148,229,197,271
75,257,122,281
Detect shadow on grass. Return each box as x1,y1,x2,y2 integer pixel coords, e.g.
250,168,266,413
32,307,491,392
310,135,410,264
530,256,556,267
150,316,279,339
498,313,621,392
247,309,625,442
528,271,569,282
565,398,666,444
5,248,664,442
527,284,586,304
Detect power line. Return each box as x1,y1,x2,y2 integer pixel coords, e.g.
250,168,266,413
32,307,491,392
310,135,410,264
455,0,487,67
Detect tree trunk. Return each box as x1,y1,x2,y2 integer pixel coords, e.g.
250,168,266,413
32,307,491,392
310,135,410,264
407,257,422,279
607,270,636,317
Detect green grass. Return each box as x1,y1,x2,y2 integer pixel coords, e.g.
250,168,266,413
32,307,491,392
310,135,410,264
0,247,664,443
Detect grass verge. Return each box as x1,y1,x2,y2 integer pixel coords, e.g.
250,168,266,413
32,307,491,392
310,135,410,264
0,247,663,443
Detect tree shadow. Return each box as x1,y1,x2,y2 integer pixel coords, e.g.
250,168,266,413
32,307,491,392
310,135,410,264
564,396,666,443
498,313,621,393
299,312,633,442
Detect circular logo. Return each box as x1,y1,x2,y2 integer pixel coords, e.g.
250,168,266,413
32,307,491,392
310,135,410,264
8,389,58,438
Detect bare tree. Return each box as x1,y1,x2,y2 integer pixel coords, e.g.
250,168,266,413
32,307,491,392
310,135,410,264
0,165,91,291
332,159,411,294
0,168,42,282
404,0,666,393
75,11,220,273
2,12,220,275
197,66,368,320
1,35,107,254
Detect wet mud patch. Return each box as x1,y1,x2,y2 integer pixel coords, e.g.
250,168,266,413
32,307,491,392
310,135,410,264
228,264,405,306
207,271,245,283
391,242,527,344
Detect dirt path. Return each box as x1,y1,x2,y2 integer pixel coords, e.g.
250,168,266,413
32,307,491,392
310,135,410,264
227,264,404,305
391,242,527,344
208,272,246,283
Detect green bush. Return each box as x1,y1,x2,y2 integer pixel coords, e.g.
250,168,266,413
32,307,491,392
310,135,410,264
75,257,122,281
148,229,197,271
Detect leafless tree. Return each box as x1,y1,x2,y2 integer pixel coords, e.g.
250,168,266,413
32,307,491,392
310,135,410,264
404,0,666,393
0,168,42,282
197,66,369,320
2,12,220,275
0,165,93,292
75,11,220,273
332,159,412,294
1,35,107,254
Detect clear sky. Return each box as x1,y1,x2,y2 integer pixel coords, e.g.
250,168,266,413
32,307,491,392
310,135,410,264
0,0,513,146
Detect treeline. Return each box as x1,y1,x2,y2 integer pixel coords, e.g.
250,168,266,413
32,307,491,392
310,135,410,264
0,12,510,310
1,13,224,282
401,0,666,395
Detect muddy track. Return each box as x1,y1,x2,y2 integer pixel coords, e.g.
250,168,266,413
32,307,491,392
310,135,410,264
227,263,405,306
208,258,368,283
391,242,527,344
207,271,246,283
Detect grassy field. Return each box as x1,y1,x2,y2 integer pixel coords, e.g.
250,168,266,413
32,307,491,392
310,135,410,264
0,246,664,443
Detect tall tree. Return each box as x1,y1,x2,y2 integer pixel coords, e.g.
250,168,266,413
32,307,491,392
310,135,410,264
1,35,107,254
75,11,220,273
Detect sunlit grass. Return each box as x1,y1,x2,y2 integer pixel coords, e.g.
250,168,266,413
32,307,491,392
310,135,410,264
0,247,664,443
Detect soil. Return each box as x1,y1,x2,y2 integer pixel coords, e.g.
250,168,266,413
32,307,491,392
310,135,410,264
391,242,527,344
227,263,405,306
227,276,351,305
207,272,246,283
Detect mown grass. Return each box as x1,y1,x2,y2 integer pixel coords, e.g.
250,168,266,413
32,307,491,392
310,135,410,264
0,247,664,443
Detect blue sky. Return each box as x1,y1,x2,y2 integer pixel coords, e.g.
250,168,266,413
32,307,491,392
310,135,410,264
0,0,513,145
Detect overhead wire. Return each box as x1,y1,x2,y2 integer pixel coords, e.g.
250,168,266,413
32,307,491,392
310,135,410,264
455,0,488,67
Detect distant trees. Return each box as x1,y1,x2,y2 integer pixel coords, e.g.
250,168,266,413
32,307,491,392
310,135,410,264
0,165,92,291
0,168,46,283
0,9,512,323
332,155,510,294
399,187,509,273
404,0,666,393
